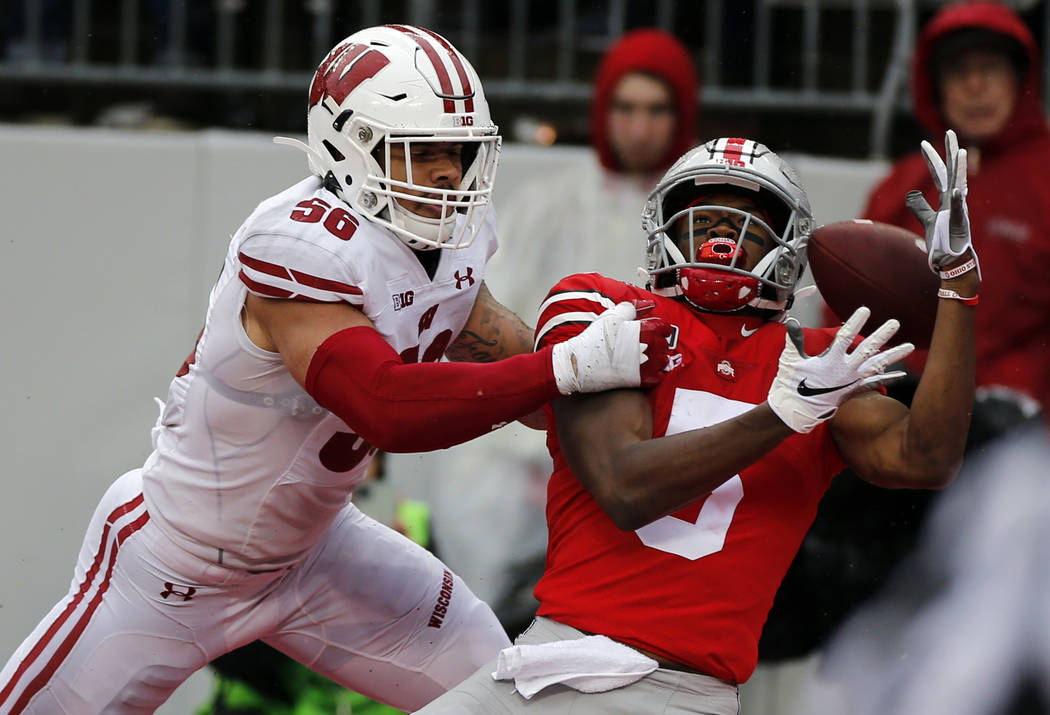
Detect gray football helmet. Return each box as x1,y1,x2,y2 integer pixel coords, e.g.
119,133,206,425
642,138,814,315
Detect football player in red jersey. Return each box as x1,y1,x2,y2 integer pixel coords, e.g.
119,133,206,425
0,26,672,715
415,132,980,714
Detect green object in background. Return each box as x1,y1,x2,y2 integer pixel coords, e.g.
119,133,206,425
397,499,431,549
198,655,404,715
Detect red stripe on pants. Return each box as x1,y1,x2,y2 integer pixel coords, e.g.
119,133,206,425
0,496,148,713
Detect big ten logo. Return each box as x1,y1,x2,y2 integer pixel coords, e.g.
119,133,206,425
452,115,474,127
393,290,414,311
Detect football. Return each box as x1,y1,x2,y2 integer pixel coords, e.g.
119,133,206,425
808,220,939,349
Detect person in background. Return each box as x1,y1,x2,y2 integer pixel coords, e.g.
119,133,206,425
864,0,1050,416
490,27,699,313
753,5,1049,712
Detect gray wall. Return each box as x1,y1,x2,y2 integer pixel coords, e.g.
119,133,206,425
0,124,885,712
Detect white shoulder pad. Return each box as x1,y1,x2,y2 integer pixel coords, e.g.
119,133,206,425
235,178,366,304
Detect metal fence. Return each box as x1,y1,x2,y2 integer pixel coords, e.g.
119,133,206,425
1,0,1047,157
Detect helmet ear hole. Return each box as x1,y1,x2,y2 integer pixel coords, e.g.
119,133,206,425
323,141,345,162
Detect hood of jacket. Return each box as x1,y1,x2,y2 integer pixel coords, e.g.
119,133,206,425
590,28,699,174
912,1,1044,152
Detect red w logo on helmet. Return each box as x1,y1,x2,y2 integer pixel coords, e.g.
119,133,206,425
309,41,391,108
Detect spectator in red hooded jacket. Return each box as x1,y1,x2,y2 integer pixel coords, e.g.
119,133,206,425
489,28,700,317
864,0,1050,417
590,28,698,180
399,30,700,646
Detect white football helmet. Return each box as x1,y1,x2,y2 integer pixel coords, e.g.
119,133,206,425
642,138,814,315
290,25,501,250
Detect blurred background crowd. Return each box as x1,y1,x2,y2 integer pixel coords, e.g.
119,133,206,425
6,0,1046,156
2,1,1048,713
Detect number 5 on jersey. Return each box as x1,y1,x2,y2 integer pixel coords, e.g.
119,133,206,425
635,389,751,560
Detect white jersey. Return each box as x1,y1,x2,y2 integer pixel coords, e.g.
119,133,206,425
141,176,497,571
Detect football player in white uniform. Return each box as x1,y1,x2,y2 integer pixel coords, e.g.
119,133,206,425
0,25,671,714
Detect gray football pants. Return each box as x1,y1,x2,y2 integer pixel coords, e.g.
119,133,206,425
414,617,739,714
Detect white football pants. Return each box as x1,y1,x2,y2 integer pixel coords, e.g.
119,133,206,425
0,469,509,713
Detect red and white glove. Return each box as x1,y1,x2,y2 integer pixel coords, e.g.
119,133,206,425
768,307,915,433
551,301,672,395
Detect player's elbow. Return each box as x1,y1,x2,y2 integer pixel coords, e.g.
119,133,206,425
875,459,960,490
912,462,960,489
347,417,435,454
594,486,660,531
604,503,650,532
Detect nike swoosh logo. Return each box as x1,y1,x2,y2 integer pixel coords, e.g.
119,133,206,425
797,378,859,397
740,324,760,337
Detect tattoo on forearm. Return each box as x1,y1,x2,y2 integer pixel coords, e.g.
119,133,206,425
448,329,502,362
448,284,535,362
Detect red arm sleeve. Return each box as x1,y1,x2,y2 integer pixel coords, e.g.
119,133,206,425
304,326,561,453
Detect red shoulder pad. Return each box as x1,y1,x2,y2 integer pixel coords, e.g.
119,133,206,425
534,273,627,351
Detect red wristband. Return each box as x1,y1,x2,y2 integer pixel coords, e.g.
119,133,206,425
937,287,979,306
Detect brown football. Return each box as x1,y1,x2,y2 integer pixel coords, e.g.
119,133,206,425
808,220,939,349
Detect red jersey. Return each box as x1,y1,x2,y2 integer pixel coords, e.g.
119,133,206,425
533,273,846,684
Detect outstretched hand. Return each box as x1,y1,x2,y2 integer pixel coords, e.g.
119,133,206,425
905,129,981,280
767,307,915,433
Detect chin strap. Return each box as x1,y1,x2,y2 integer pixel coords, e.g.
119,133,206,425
389,202,451,250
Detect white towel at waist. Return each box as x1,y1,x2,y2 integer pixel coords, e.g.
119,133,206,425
491,634,659,699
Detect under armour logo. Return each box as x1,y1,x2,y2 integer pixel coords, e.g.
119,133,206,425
454,267,475,289
160,582,197,601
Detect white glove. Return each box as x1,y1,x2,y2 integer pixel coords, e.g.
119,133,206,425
551,302,670,395
768,307,915,433
905,129,981,280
